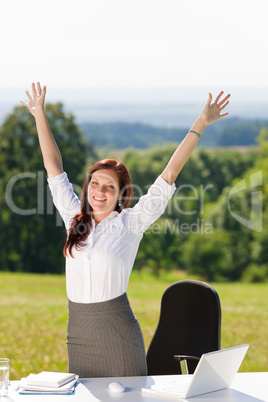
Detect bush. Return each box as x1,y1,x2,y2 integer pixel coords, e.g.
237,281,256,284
242,264,268,283
181,230,233,281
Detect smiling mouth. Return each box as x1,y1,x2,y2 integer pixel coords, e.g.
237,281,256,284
93,196,106,202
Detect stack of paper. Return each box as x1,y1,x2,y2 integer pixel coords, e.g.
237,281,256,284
18,371,79,395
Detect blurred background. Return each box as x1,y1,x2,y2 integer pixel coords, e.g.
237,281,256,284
0,0,267,378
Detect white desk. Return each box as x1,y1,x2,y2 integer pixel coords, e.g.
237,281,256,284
7,372,268,401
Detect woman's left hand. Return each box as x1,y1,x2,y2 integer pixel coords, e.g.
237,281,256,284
200,91,231,126
161,90,230,185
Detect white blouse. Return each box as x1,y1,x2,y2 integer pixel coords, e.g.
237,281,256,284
48,172,176,303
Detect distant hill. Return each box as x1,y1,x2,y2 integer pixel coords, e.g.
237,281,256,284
2,86,268,125
79,118,268,149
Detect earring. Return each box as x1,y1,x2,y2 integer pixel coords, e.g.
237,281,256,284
118,199,122,207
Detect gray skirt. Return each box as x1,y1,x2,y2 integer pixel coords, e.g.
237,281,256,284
67,293,147,378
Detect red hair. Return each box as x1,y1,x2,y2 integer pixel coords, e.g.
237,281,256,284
63,159,133,258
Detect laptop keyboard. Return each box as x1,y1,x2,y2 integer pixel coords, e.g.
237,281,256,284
151,377,192,398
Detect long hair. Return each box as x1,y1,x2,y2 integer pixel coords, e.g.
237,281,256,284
63,159,133,258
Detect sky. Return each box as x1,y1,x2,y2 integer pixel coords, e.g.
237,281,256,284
1,0,268,94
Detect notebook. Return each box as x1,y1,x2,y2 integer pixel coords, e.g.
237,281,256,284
142,344,249,399
24,371,77,388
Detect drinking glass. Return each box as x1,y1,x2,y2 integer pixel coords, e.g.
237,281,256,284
0,358,9,397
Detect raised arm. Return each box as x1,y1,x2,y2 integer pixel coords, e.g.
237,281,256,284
161,91,230,185
20,82,63,178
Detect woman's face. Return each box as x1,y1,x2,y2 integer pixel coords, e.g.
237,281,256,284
88,169,121,222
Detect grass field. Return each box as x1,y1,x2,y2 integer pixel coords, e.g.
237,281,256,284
0,271,267,380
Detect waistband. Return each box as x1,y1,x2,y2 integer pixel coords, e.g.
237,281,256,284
68,292,131,316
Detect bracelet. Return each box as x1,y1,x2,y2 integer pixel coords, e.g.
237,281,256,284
188,130,201,138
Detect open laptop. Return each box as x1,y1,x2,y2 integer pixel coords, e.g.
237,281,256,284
142,344,249,399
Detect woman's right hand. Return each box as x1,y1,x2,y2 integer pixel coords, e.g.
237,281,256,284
20,82,46,117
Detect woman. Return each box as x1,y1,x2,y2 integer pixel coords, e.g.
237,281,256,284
21,83,230,378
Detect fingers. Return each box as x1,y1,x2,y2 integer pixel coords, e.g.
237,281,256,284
32,82,37,97
219,94,230,118
218,93,231,108
214,91,224,104
21,82,46,109
214,91,231,107
20,100,28,107
25,90,32,101
26,82,45,98
212,91,230,116
37,82,42,96
206,92,212,105
205,91,230,110
32,82,43,97
219,111,229,118
220,100,230,112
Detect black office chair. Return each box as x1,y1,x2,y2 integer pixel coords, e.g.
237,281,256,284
146,279,221,375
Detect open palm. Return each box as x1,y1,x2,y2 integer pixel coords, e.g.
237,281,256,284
20,82,46,116
201,91,230,126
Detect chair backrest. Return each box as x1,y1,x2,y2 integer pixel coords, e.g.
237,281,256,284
146,279,221,375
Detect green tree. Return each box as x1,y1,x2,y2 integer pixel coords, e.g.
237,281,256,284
249,127,268,277
0,104,96,273
122,144,259,279
205,128,268,281
206,186,255,280
133,218,183,275
181,230,233,281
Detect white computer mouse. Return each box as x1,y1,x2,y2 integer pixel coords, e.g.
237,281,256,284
109,382,125,393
